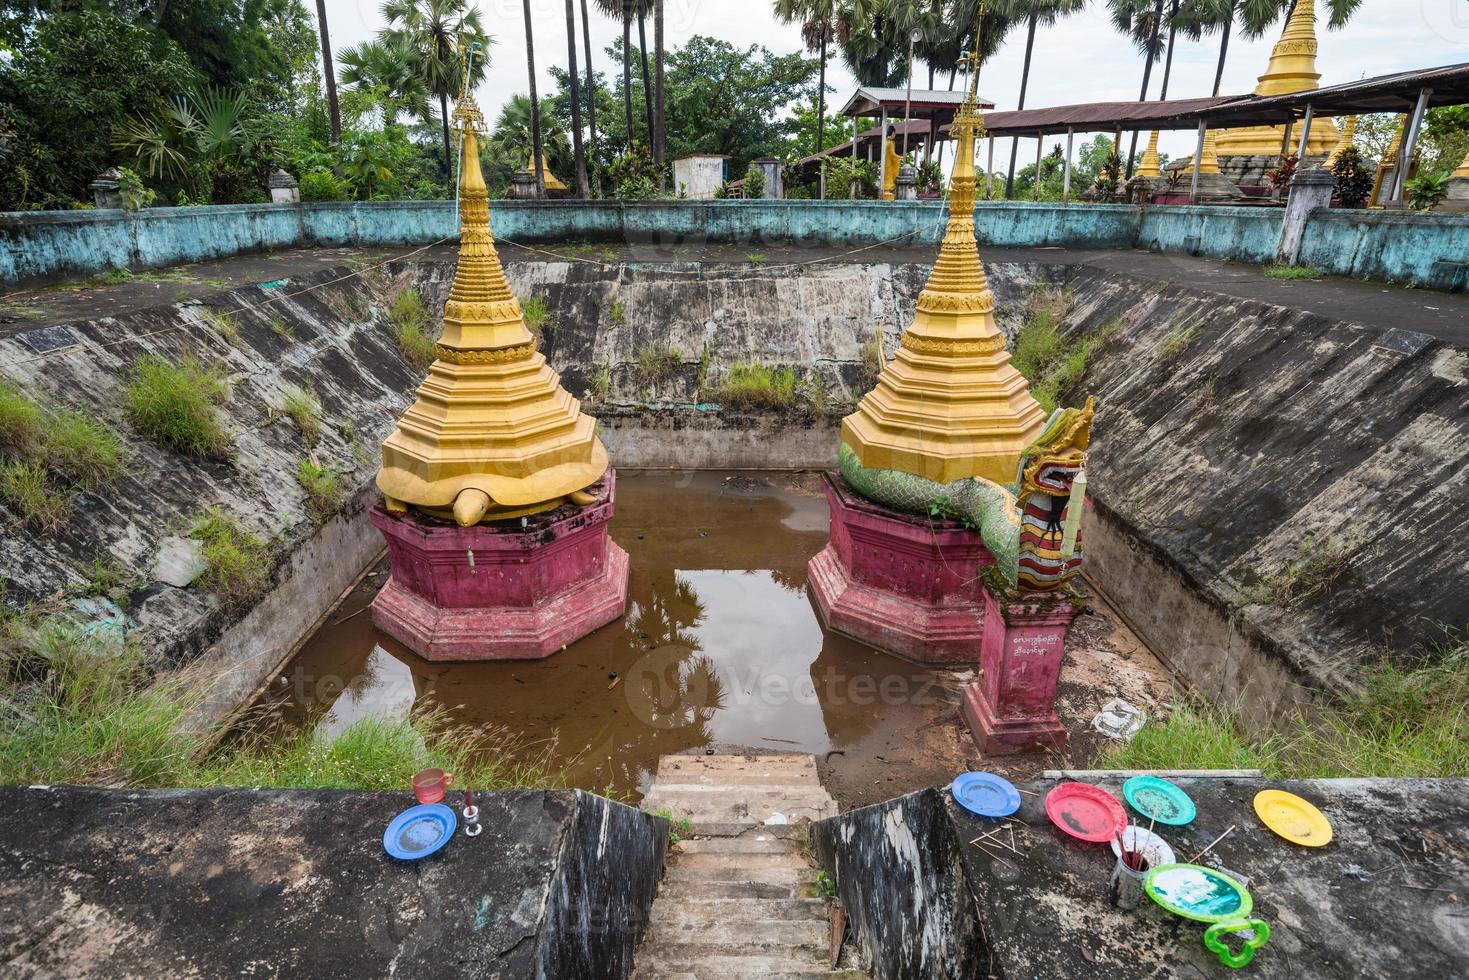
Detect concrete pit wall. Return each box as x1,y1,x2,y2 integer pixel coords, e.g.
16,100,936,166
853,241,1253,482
4,199,1467,290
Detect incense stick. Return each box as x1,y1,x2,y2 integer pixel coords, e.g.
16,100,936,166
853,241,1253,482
1186,825,1237,865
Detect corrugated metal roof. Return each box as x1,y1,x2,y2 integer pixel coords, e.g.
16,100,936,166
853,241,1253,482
841,87,995,116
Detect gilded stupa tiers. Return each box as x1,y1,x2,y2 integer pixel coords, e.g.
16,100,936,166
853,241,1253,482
377,98,607,526
1137,131,1162,179
841,50,1046,486
1215,1,1339,159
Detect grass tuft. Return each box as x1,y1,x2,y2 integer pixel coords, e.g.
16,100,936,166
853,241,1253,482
295,458,347,519
125,357,232,458
279,385,323,447
190,509,271,609
635,345,682,387
46,409,125,487
388,288,436,370
520,295,548,336
609,298,626,325
1263,264,1322,281
1246,535,1354,607
1010,287,1115,414
0,460,69,531
0,382,43,454
711,363,800,411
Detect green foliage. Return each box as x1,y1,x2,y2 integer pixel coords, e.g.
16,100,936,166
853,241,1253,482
747,253,768,266
609,298,627,325
1246,536,1354,607
79,557,138,605
635,346,682,387
299,169,352,202
112,86,255,202
814,870,838,900
1406,170,1452,212
860,328,886,389
125,357,232,458
711,364,800,411
278,385,322,446
271,316,295,340
654,808,693,843
588,365,612,402
116,168,156,211
823,156,876,199
0,383,43,455
1101,628,1469,778
744,163,767,200
1161,324,1201,361
190,509,271,609
388,287,436,369
295,459,347,519
45,410,125,488
1329,146,1374,209
521,295,549,336
608,143,665,200
1010,287,1112,413
0,461,69,532
1263,264,1322,281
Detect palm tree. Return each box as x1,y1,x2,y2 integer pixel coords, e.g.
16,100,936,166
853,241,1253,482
339,36,432,128
314,0,341,142
1106,0,1167,178
1175,0,1363,98
490,95,573,179
565,0,589,196
997,0,1088,199
580,0,600,193
774,0,838,155
382,0,490,180
654,0,665,175
592,0,637,147
635,0,655,145
521,0,546,196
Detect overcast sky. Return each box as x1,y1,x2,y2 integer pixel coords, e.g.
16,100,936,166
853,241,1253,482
320,0,1469,159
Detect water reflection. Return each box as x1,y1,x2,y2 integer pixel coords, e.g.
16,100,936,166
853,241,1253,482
252,472,948,799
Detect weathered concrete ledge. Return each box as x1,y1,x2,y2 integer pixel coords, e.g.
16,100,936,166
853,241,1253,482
814,776,1469,979
0,786,667,979
597,406,842,470
3,200,1465,290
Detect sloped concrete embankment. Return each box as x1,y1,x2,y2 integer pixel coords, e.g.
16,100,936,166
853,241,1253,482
0,786,666,978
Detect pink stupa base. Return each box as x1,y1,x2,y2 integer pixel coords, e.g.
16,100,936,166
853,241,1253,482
807,473,994,665
961,589,1079,755
368,470,629,661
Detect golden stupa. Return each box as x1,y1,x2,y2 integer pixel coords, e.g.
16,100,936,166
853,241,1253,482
1324,115,1357,169
377,97,608,527
841,44,1046,486
526,154,569,194
1137,131,1162,179
1455,150,1469,180
1197,128,1223,175
1215,1,1339,159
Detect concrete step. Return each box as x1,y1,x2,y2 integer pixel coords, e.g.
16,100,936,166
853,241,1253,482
649,898,830,924
672,835,800,855
642,790,836,825
641,918,828,950
658,878,810,900
669,850,810,871
663,865,807,885
633,950,836,975
635,968,866,980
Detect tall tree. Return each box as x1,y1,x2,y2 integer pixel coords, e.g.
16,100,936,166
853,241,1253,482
635,0,655,144
314,0,341,141
382,0,489,180
580,0,600,193
654,0,665,174
565,0,589,196
338,36,431,127
997,0,1088,199
773,0,838,155
521,0,545,195
1107,0,1167,178
592,0,637,147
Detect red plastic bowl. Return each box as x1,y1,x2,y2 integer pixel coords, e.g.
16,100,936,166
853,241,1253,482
1045,783,1127,843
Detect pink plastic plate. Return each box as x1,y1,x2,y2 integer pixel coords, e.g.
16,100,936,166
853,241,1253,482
1045,783,1127,843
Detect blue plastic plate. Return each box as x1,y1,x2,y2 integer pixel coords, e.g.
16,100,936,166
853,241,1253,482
1123,775,1197,826
951,772,1022,818
383,803,457,861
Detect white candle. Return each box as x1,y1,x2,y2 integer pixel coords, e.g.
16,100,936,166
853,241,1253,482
1059,471,1087,561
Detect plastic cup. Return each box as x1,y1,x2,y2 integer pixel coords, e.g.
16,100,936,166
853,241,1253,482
412,768,452,805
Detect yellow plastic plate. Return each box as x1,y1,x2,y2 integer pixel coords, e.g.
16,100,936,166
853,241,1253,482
1253,790,1333,847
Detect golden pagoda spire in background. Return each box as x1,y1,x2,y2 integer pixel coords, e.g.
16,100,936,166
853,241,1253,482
1325,115,1357,169
376,93,608,526
841,2,1046,485
1216,1,1338,159
1137,131,1162,179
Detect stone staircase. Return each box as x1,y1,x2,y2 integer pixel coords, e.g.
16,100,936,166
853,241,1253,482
633,754,864,980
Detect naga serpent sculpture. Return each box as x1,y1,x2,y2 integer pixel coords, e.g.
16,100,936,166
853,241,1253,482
839,397,1095,592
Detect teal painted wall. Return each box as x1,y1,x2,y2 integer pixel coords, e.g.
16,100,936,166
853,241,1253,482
2,200,1465,290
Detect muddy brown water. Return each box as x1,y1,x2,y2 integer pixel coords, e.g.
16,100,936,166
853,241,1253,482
248,471,1174,808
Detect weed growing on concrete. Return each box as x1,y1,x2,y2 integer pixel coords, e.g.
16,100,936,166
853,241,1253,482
45,409,125,488
609,297,626,324
278,386,323,447
78,557,138,605
1247,535,1354,607
860,328,886,390
0,461,69,531
600,247,617,263
1011,288,1115,414
747,253,767,266
1102,627,1469,778
190,509,270,609
636,345,682,387
814,870,838,899
206,310,239,342
98,267,134,285
388,288,435,370
0,382,43,454
521,295,548,336
655,808,693,843
270,316,294,341
711,363,799,410
1263,263,1322,281
1161,324,1201,360
125,357,232,458
588,365,612,401
295,459,346,519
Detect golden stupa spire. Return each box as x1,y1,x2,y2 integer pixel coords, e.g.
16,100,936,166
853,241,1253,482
376,91,608,526
1216,1,1338,158
1453,148,1469,180
1198,129,1223,175
1137,131,1162,179
841,2,1046,485
1324,115,1357,168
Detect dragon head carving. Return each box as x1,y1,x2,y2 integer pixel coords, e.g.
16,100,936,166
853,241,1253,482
1012,397,1095,591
